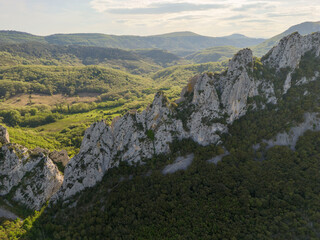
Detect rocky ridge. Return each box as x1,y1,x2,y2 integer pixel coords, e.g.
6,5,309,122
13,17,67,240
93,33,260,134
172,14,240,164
50,32,320,201
0,126,64,210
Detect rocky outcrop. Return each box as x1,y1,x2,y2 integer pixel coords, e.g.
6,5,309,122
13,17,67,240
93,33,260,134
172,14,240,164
262,32,320,94
263,32,320,70
12,155,63,210
162,154,194,175
0,125,10,145
263,113,320,150
0,140,63,210
54,32,320,201
0,207,19,220
296,71,320,85
208,150,230,165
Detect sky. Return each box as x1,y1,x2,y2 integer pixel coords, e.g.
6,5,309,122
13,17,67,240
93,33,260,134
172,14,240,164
0,0,319,38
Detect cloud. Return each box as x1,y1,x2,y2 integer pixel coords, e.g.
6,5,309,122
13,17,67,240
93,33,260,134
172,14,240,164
267,12,310,18
233,3,266,11
241,19,274,23
224,14,247,21
104,3,227,15
168,15,205,21
1,0,320,38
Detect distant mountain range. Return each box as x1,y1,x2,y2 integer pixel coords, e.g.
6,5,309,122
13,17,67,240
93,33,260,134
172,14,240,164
183,21,320,62
0,30,265,55
0,21,320,63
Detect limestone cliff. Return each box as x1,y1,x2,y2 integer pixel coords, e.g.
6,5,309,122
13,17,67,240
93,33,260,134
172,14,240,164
54,32,320,201
263,32,320,93
262,32,320,70
0,127,64,210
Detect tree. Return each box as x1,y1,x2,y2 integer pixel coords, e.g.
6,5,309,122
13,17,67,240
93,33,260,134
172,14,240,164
5,110,21,126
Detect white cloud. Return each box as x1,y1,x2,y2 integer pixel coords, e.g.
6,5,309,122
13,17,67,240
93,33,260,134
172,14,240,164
0,0,320,38
90,0,227,14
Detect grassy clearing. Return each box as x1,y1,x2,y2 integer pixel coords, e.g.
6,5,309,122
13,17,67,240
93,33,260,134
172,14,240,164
3,93,98,107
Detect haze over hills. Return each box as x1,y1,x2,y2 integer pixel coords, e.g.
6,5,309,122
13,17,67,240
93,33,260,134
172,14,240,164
1,21,320,63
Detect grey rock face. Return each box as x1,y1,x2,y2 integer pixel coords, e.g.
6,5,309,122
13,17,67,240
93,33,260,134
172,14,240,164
0,207,19,220
0,125,10,144
208,150,230,165
264,113,320,150
263,32,320,70
262,32,320,95
296,71,320,85
12,156,63,210
0,144,63,210
162,154,194,175
0,144,37,196
54,32,320,201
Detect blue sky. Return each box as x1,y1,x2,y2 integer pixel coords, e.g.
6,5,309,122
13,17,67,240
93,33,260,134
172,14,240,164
0,0,319,38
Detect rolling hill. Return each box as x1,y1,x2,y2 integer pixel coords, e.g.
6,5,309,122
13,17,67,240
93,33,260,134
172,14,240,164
0,42,186,74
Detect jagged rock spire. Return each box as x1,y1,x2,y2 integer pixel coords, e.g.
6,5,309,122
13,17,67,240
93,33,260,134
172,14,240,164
228,48,253,73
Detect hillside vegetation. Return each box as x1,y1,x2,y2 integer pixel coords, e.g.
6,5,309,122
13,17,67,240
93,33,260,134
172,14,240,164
0,42,187,74
0,65,153,98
